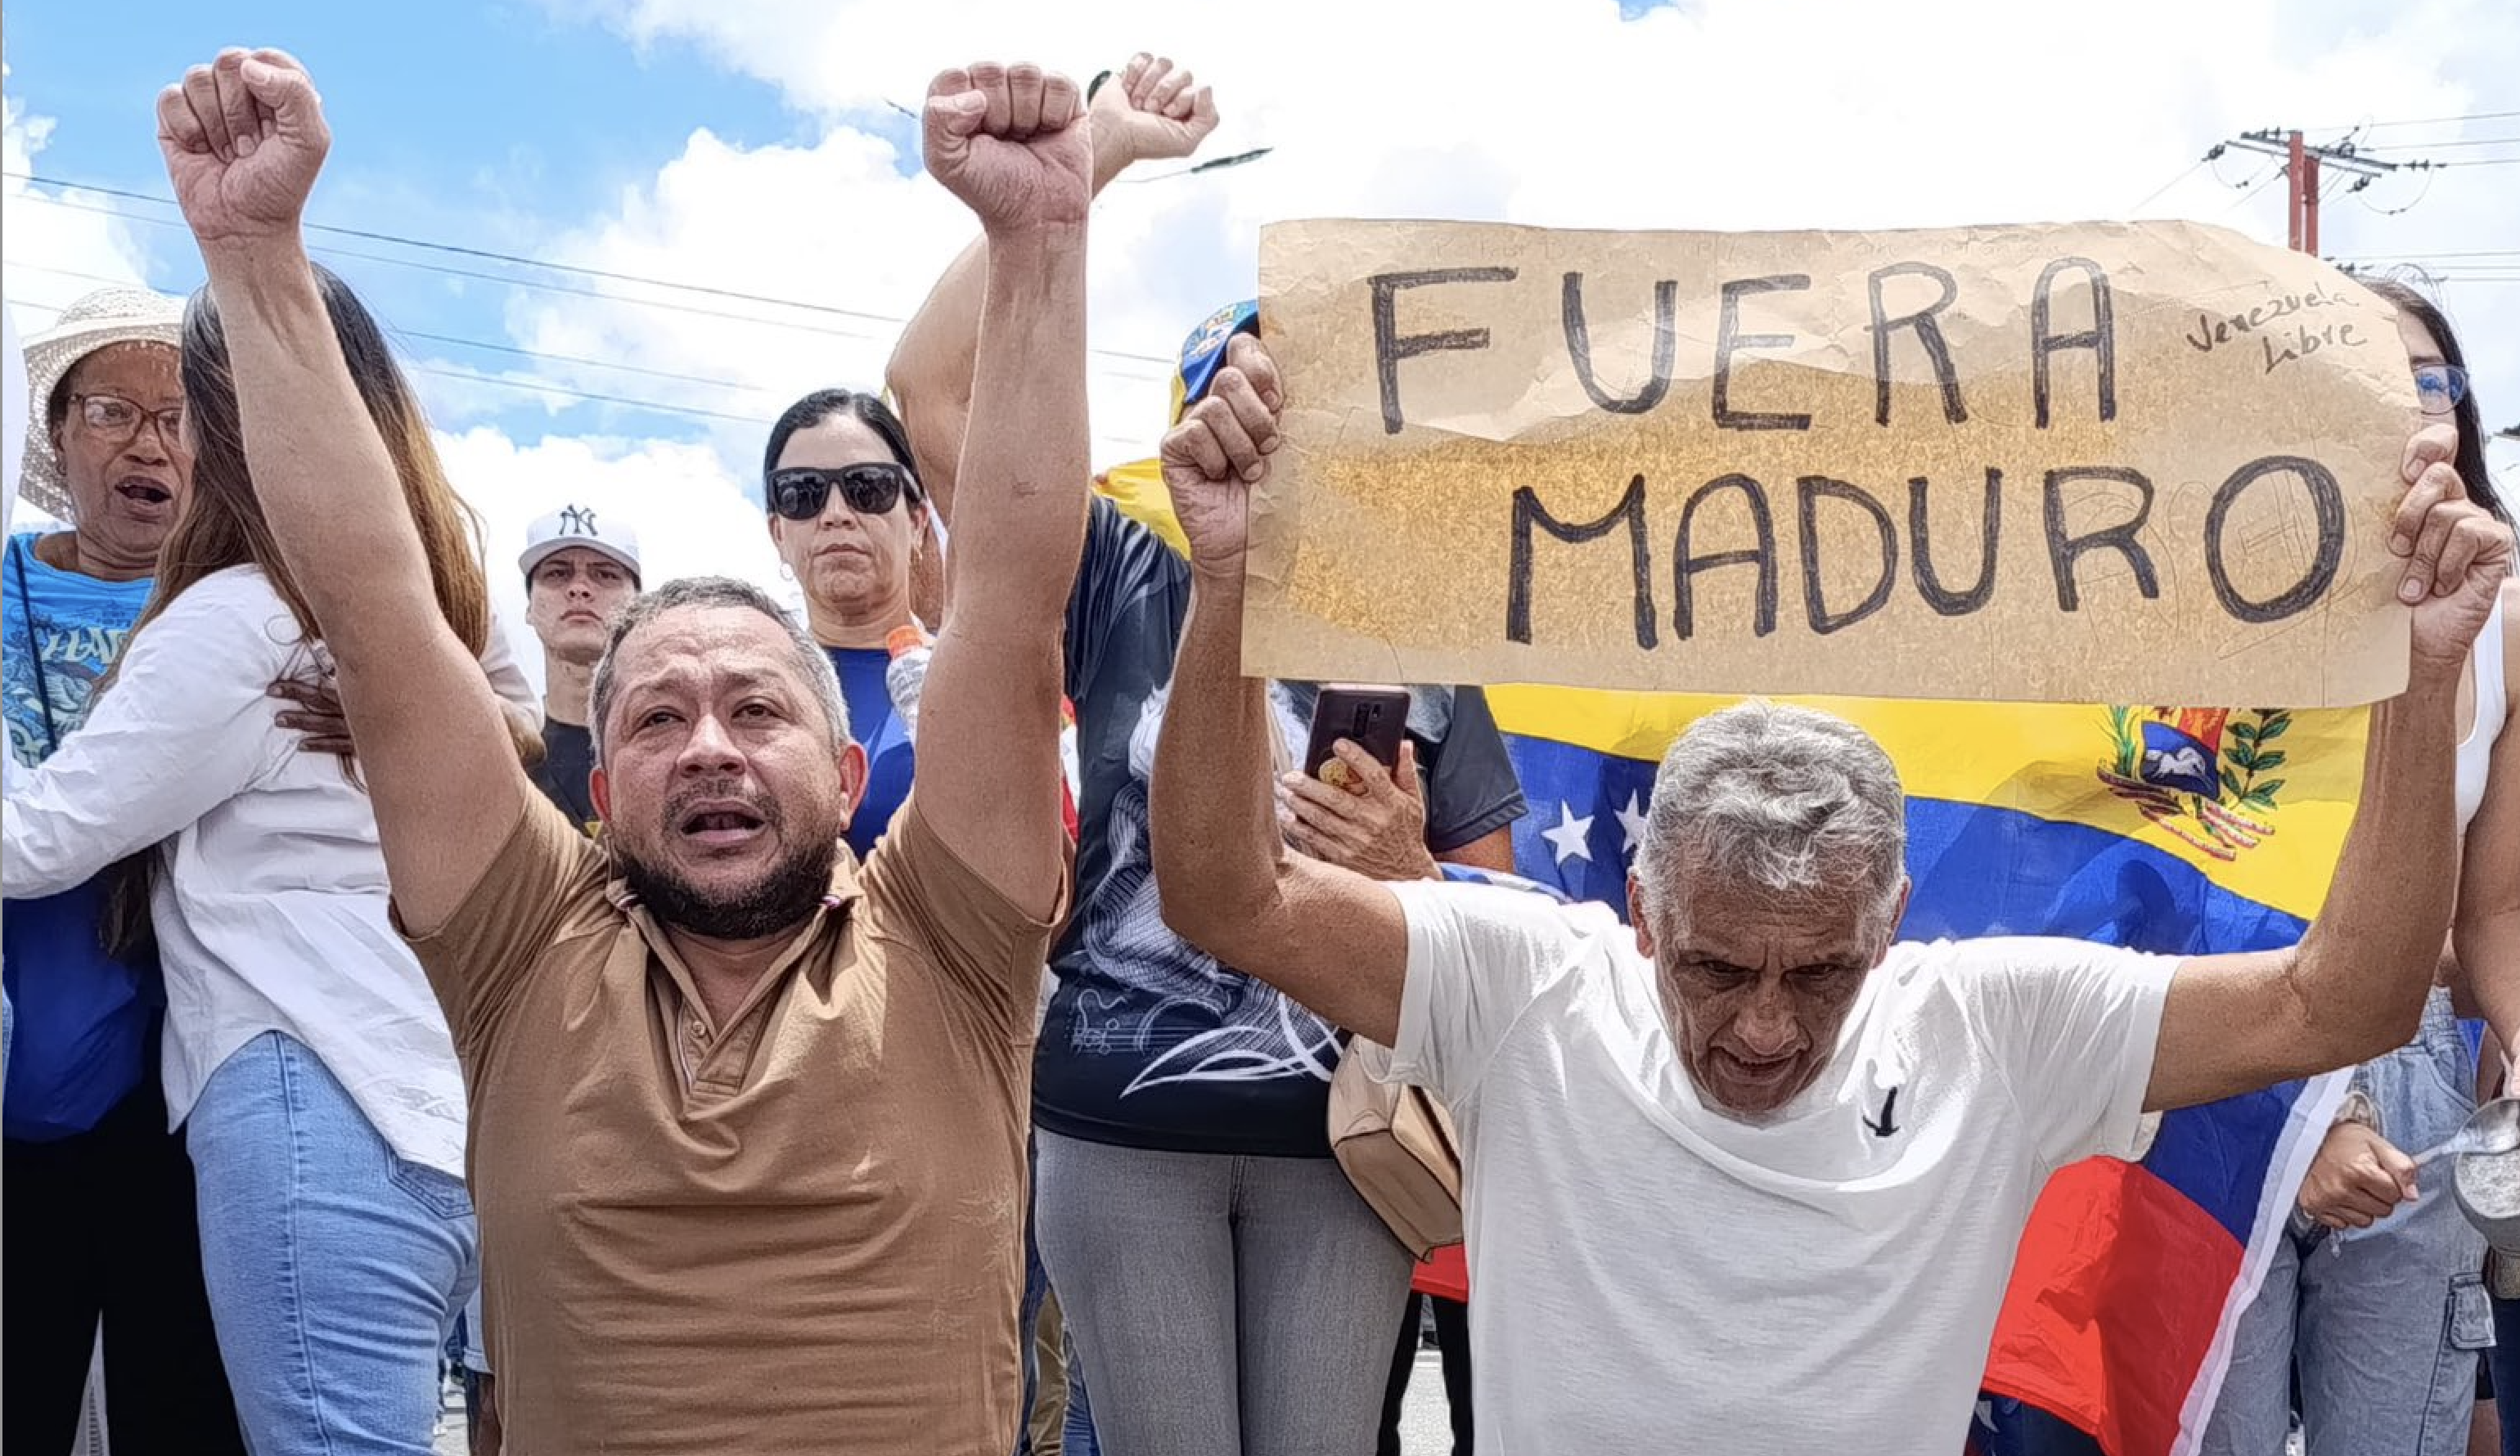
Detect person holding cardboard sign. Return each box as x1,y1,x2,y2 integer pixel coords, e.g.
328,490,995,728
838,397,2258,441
2200,279,2518,1456
1146,330,2509,1453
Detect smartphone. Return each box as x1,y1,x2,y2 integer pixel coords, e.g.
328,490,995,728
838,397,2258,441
1303,685,1411,789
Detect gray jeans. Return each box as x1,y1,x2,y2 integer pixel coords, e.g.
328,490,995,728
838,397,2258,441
1033,1130,1414,1456
2203,986,2492,1456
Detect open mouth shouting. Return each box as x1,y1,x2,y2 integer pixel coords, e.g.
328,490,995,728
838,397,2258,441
112,474,178,515
674,797,772,852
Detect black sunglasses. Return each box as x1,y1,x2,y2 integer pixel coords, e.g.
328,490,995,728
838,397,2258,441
767,462,919,522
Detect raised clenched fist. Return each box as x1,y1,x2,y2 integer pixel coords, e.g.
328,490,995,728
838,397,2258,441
1161,333,1285,578
923,62,1091,236
1090,54,1219,174
157,48,331,247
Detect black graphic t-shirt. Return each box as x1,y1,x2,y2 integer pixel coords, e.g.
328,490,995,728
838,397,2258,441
530,718,601,836
1037,498,1528,1157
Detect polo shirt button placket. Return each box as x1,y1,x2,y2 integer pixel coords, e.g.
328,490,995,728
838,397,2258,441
677,1014,709,1092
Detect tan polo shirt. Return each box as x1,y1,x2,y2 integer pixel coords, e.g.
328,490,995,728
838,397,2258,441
405,791,1060,1454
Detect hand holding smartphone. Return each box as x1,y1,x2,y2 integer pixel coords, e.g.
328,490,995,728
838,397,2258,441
1303,685,1411,789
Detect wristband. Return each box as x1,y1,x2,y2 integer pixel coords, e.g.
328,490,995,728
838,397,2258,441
2333,1089,2383,1137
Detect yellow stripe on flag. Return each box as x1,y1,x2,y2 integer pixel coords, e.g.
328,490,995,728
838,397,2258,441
1095,461,2360,925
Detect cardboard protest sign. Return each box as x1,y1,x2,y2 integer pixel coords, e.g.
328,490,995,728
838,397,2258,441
1246,219,2419,707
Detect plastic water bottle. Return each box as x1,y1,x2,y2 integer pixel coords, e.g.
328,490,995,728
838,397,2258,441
885,624,934,742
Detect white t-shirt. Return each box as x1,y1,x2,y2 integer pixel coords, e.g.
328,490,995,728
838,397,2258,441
1385,879,2178,1454
2,564,537,1177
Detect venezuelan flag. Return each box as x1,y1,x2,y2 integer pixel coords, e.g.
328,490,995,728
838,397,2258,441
1096,465,2356,1456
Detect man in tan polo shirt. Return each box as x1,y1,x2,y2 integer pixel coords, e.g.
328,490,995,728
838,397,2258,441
156,46,1091,1454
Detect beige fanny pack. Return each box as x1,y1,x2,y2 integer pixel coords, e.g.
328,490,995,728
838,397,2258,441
1329,1037,1465,1260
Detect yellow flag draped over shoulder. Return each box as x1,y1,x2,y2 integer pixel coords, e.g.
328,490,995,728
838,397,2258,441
1095,461,2360,1456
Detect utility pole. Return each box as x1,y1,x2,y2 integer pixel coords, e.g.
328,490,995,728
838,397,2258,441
2218,129,2404,254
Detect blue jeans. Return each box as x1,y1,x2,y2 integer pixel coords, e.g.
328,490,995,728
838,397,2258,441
187,1032,478,1456
1019,1206,1051,1456
1065,1352,1099,1456
2203,989,2491,1456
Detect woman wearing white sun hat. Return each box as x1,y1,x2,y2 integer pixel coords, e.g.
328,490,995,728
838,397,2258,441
3,286,247,1455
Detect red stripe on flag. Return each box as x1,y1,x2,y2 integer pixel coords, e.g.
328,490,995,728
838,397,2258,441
1981,1159,2243,1456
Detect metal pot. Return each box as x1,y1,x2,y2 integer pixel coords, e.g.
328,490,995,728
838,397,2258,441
2450,1099,2520,1247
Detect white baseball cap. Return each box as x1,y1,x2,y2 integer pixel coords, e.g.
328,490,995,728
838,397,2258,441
520,503,641,582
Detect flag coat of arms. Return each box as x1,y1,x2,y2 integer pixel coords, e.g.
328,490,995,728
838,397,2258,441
1094,465,2356,1456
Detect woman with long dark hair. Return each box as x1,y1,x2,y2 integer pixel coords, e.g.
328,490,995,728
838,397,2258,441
2203,277,2516,1456
760,387,938,858
2,264,535,1455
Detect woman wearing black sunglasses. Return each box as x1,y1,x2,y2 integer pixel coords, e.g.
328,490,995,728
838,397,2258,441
762,388,934,861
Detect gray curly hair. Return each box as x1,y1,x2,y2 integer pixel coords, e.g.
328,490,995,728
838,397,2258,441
1631,700,1907,933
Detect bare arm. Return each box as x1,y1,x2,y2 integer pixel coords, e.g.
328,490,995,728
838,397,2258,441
2145,430,2511,1111
1148,338,1410,1042
163,52,527,932
907,64,1091,919
886,240,985,520
2148,675,2460,1109
1442,825,1520,874
886,55,1216,521
2458,593,2520,1069
1154,542,1411,1042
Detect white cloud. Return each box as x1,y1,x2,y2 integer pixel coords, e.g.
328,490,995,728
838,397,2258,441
2,71,162,335
438,425,803,697
533,0,2520,489
8,0,2518,627
0,87,803,699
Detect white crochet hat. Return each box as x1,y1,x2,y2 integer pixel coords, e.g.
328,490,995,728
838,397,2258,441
17,288,186,522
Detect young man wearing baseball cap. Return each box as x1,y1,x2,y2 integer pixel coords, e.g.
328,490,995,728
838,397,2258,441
518,502,641,834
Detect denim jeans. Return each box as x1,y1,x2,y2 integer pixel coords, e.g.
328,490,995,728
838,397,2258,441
187,1032,479,1456
1019,1202,1051,1456
1064,1349,1099,1456
2203,988,2491,1456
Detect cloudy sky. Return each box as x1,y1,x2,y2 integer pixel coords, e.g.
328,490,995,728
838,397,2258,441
5,0,2514,687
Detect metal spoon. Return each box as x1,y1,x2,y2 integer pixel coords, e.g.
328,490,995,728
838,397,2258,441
2418,1097,2520,1166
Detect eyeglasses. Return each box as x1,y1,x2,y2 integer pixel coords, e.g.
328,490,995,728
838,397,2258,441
2414,364,2468,418
767,463,919,522
72,393,185,444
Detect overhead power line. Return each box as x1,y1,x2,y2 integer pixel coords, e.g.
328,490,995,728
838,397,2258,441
2126,155,2210,213
2360,136,2520,151
2,293,781,427
2299,108,2520,132
0,169,1181,371
2330,249,2520,261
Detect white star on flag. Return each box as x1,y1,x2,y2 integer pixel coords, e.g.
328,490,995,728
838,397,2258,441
1541,802,1595,865
1615,790,1648,857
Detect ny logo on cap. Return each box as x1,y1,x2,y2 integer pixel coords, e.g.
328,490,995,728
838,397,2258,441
558,505,599,537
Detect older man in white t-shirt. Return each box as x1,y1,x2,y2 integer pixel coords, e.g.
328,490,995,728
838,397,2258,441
1140,335,2514,1454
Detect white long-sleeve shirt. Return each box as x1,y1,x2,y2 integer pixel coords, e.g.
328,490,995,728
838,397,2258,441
2,564,536,1176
